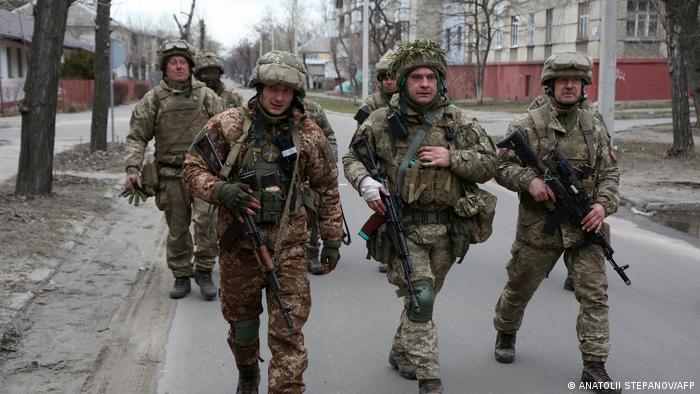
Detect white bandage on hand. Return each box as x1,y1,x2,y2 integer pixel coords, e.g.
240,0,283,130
360,176,383,202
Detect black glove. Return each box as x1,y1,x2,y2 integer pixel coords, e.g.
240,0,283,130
214,181,255,215
320,240,342,271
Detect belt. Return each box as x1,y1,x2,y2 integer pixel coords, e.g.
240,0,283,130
401,209,451,226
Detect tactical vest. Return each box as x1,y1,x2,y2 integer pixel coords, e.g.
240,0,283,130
235,112,301,225
383,109,463,210
153,84,210,168
527,105,598,191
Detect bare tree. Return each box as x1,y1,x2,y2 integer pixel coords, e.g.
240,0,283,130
16,0,73,195
680,4,700,127
173,0,196,41
443,0,509,105
90,0,110,152
657,0,696,157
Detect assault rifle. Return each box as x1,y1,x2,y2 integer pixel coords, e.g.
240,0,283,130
352,133,420,312
193,133,295,330
496,132,631,286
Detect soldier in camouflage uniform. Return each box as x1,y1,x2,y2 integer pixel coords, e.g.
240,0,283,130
182,50,343,394
343,40,498,394
124,38,223,300
492,52,621,394
301,99,339,275
194,51,244,109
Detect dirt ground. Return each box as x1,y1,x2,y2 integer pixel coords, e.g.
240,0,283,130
0,124,699,393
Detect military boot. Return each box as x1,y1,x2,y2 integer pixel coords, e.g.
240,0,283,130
236,363,260,394
169,277,191,299
307,246,324,275
564,274,575,291
193,269,217,301
388,349,417,380
494,331,516,363
418,378,443,394
581,361,622,394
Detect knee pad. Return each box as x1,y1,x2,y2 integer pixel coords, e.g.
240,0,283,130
407,279,435,323
232,318,260,346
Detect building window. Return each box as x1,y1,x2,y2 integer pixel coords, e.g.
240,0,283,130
545,8,553,44
457,26,462,50
495,19,503,49
626,0,658,37
6,47,12,78
528,13,535,44
578,2,589,40
445,27,451,51
17,47,23,77
510,16,519,47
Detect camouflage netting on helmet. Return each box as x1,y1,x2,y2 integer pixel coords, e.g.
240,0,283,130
194,52,225,75
155,38,196,72
540,51,593,85
248,50,307,97
389,40,447,85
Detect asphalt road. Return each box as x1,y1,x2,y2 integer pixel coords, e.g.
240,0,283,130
157,110,700,394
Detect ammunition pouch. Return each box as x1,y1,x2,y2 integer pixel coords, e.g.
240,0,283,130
141,161,159,190
366,223,394,264
450,183,497,254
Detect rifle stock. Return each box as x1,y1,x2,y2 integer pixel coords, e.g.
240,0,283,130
496,132,631,286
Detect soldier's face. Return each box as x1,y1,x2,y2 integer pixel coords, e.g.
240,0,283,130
553,77,582,105
406,67,438,105
260,84,294,115
197,68,221,89
165,55,191,82
380,75,397,92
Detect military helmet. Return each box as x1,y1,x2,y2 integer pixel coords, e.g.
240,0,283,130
389,39,447,85
248,50,307,98
375,50,395,80
540,51,593,85
155,38,196,72
194,52,225,76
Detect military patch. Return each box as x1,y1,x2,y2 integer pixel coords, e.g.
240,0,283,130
261,143,280,163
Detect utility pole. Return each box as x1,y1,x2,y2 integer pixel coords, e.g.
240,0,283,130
598,0,617,140
362,0,369,99
292,0,298,56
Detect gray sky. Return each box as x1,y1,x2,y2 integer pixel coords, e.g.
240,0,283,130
111,0,327,51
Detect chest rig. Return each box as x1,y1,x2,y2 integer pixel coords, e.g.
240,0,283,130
153,84,208,167
528,105,598,192
383,107,462,212
235,110,300,225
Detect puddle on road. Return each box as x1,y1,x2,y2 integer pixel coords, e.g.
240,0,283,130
650,211,700,239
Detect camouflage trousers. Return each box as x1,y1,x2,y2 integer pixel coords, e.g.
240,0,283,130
220,242,310,394
493,238,610,362
156,177,218,278
387,223,455,380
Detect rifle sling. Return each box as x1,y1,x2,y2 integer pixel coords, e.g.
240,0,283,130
219,107,253,179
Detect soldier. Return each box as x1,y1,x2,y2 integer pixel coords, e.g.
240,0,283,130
492,52,621,394
123,38,223,300
353,54,398,127
343,40,498,394
182,50,343,394
194,51,244,109
302,99,339,275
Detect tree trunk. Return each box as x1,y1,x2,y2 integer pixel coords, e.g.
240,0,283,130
90,0,110,152
15,0,72,195
665,1,695,157
681,1,700,127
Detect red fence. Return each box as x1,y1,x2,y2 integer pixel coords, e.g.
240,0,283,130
446,58,671,102
57,79,152,112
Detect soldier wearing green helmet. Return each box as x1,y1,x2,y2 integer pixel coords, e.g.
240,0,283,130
194,51,244,109
343,39,498,394
492,51,621,394
123,38,223,301
182,50,343,394
353,52,399,127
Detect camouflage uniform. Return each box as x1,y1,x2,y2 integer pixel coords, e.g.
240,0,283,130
493,53,620,364
182,51,343,394
343,40,498,385
125,40,223,281
194,51,244,110
301,99,338,273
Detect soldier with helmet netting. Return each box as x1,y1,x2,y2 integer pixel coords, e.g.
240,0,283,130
343,39,498,394
194,51,244,109
182,50,343,394
123,38,224,301
492,51,621,394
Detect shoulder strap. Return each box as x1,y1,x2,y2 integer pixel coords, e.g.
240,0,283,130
527,106,549,140
579,109,596,166
219,107,251,179
397,110,438,193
